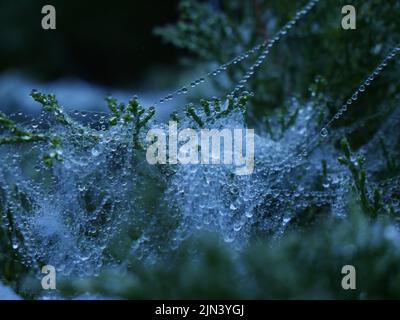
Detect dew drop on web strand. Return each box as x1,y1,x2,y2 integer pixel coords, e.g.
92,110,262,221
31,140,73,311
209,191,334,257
152,0,321,108
291,44,400,165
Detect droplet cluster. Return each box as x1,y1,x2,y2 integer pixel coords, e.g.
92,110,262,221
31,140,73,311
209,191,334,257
1,2,399,280
155,0,320,106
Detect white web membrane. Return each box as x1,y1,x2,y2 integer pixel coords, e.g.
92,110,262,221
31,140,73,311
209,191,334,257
1,0,399,281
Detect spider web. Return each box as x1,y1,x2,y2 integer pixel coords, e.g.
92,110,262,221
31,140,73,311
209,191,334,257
0,0,399,280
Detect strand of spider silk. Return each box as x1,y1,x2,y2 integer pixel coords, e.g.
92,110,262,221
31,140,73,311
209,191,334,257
319,45,400,138
230,0,320,97
153,0,320,107
308,45,400,152
297,45,400,162
272,44,400,175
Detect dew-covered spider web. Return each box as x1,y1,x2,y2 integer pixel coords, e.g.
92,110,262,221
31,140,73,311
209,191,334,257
0,0,399,284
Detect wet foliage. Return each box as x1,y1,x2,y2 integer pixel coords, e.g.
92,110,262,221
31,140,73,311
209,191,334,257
1,0,400,299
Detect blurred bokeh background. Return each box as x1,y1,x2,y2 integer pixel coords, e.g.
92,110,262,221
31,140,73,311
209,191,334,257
0,0,186,115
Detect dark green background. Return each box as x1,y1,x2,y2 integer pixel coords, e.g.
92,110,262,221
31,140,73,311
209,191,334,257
0,0,183,86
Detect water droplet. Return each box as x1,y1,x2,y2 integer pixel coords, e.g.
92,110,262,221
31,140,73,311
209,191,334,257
91,149,100,157
223,234,234,243
320,128,328,137
181,87,188,94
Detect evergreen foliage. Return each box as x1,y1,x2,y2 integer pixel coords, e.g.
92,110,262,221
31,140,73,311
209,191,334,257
1,0,400,299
